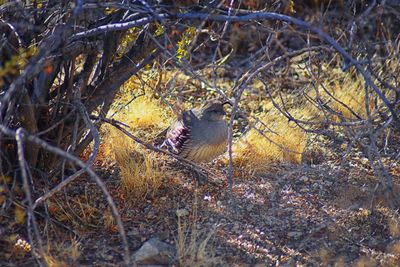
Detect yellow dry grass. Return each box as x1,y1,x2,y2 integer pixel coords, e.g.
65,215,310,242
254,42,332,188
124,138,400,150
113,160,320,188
231,58,382,175
99,55,394,184
303,68,368,121
104,129,165,198
298,55,399,122
43,238,81,267
233,111,307,175
101,87,172,198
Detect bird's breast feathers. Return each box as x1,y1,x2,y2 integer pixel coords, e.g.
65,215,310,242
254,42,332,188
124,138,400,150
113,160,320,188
183,140,227,163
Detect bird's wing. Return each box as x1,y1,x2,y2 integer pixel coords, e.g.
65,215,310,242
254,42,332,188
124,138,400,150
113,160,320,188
166,109,200,155
166,120,191,153
154,109,195,149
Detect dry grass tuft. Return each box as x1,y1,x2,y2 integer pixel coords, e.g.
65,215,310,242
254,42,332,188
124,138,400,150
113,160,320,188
47,193,116,229
175,200,221,267
43,238,81,267
231,54,397,176
101,94,171,198
354,256,377,267
233,112,307,175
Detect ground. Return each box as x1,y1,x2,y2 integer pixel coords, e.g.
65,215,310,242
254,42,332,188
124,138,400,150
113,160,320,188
3,137,399,266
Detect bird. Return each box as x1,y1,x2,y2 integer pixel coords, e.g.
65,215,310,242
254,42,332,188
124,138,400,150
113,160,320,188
158,99,231,164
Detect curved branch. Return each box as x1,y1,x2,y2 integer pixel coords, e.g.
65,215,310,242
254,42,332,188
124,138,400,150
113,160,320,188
70,15,166,40
176,11,399,126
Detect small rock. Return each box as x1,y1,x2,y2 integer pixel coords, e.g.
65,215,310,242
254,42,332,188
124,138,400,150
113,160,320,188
128,228,140,236
300,188,309,193
105,254,113,261
246,204,254,211
133,238,175,265
287,231,302,239
232,222,240,233
203,195,211,201
312,182,320,189
299,176,309,183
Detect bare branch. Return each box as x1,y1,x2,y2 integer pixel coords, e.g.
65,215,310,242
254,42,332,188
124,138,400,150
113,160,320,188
16,129,45,266
70,15,165,40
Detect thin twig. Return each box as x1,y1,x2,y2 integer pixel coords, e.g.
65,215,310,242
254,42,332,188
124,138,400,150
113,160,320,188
16,129,46,266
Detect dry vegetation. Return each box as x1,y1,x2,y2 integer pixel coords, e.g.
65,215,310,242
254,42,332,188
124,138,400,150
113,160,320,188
1,0,400,266
101,86,171,198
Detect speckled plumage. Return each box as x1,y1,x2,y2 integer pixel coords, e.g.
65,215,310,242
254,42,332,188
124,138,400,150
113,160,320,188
163,100,229,163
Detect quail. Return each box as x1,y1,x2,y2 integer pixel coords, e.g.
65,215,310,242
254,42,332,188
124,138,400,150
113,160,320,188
160,99,230,164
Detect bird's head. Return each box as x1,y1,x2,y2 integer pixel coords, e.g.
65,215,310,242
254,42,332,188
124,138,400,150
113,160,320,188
201,99,231,121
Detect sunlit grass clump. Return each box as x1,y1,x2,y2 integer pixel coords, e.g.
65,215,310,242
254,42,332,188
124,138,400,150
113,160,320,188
231,56,398,176
104,130,165,197
102,95,172,198
233,111,307,175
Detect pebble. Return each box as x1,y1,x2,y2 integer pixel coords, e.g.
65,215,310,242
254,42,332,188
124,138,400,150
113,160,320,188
128,228,139,236
287,231,302,238
361,158,369,164
299,176,309,183
300,188,309,193
312,183,320,188
232,222,240,233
